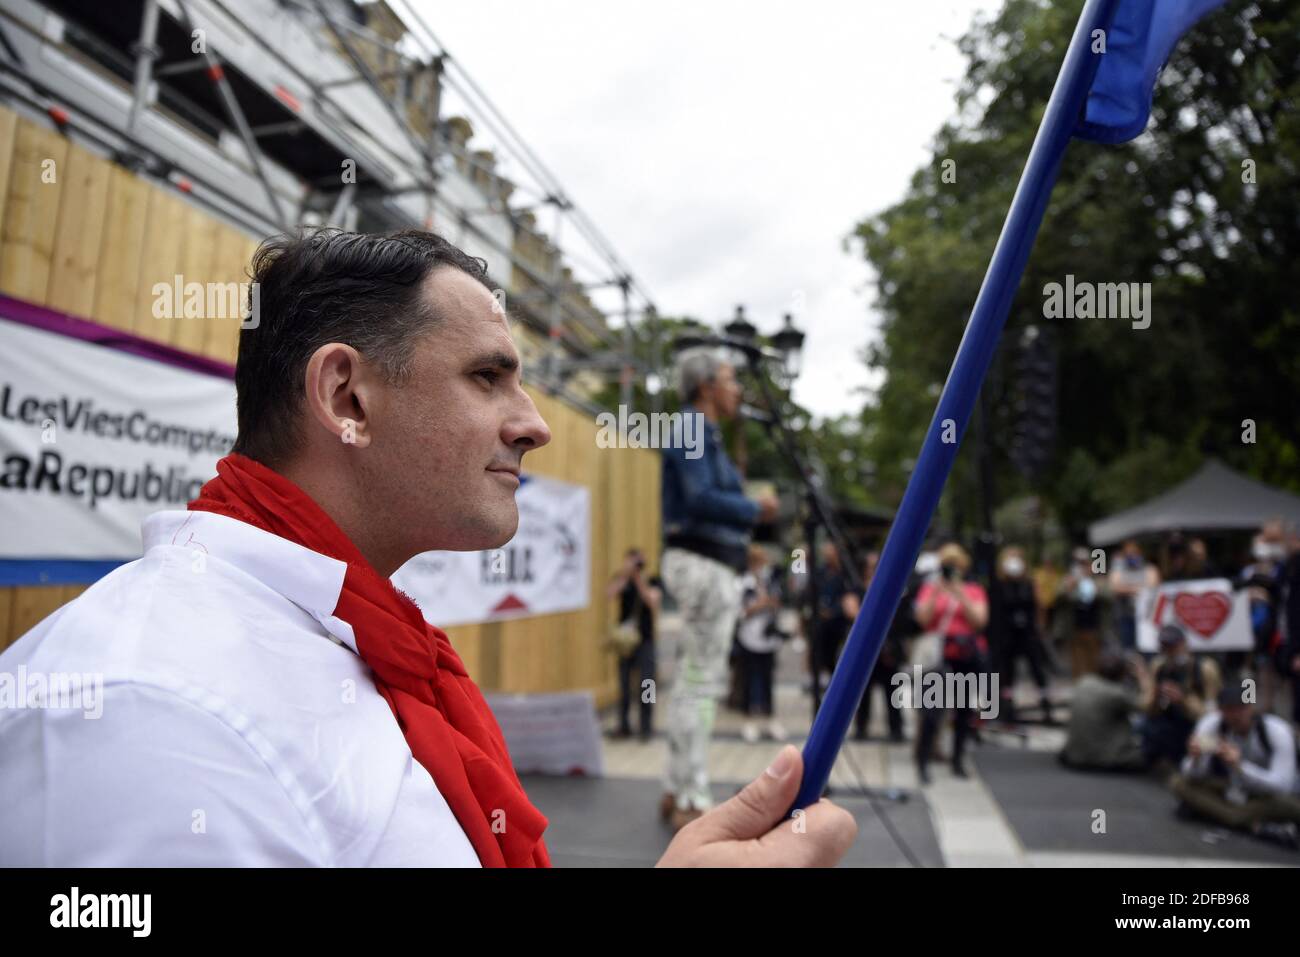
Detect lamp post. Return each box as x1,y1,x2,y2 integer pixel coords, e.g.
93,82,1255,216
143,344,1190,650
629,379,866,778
770,313,806,391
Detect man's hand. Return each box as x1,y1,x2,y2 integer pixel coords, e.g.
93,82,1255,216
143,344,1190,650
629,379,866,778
1216,741,1242,769
655,746,857,867
1159,680,1184,706
1187,736,1203,759
756,493,780,523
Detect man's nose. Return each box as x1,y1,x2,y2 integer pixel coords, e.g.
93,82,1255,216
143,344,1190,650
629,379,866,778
505,389,552,451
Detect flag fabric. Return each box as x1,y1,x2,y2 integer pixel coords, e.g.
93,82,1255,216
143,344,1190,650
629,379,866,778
1075,0,1229,144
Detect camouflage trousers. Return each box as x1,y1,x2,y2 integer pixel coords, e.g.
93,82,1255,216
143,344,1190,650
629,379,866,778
661,547,743,812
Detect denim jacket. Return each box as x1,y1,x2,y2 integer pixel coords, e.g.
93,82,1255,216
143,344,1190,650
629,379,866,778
661,405,758,565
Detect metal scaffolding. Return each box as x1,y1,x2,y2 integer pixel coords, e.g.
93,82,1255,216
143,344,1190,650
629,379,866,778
0,0,665,411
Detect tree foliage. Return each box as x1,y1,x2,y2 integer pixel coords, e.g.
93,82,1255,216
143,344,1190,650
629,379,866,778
851,0,1299,540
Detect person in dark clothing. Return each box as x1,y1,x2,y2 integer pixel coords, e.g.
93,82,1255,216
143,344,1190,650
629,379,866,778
812,541,853,712
990,545,1053,724
1238,522,1288,710
1061,546,1104,678
1140,624,1222,770
606,548,663,740
1283,530,1300,726
841,552,906,742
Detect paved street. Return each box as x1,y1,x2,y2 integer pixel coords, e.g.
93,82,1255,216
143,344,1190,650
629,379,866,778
524,612,1299,867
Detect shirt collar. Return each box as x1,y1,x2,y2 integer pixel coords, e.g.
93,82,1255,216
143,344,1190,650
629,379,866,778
142,510,359,654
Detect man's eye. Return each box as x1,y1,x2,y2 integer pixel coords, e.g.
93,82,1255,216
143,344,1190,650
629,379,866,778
475,369,500,384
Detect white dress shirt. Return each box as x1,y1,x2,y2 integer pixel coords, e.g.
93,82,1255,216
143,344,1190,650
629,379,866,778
1181,710,1299,797
0,510,482,867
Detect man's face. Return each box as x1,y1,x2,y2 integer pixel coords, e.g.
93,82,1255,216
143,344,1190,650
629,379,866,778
821,542,839,570
362,266,551,557
704,362,742,419
1222,703,1253,736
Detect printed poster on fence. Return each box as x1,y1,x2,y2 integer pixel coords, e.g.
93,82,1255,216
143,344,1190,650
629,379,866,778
1135,577,1253,653
0,313,236,565
392,473,590,627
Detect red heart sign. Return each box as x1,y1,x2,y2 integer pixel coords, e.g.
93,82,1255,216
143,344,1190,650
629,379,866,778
1172,591,1232,639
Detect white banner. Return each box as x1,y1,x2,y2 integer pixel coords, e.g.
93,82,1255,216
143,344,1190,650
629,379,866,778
1135,577,1253,653
392,474,590,627
0,315,236,561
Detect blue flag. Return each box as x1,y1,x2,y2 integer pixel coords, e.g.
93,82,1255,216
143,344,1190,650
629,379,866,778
1075,0,1228,144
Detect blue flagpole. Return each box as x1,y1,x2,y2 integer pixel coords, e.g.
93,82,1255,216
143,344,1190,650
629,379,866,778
792,0,1123,813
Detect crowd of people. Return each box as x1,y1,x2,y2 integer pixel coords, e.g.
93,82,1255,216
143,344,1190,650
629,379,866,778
617,344,1300,851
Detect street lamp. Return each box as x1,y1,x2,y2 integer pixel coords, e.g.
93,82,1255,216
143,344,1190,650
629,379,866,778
724,304,757,344
770,312,806,387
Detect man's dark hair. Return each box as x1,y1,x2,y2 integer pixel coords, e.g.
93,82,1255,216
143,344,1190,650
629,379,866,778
1097,650,1128,684
231,228,491,466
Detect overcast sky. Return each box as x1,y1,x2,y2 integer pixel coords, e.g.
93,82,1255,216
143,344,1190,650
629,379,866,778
412,0,1001,420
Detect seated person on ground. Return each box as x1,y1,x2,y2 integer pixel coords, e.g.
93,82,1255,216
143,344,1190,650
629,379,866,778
1170,679,1300,845
1060,650,1151,771
1140,624,1221,769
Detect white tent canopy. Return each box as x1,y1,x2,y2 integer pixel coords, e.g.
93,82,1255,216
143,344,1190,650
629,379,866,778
1088,459,1300,546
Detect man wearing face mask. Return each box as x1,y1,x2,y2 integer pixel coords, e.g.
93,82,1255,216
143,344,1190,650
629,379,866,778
1109,539,1161,653
990,546,1052,724
912,543,989,783
1061,546,1106,678
1140,624,1222,771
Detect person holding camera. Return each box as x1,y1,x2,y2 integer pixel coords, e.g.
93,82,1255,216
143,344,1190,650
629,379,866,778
1139,624,1222,770
1060,650,1151,770
737,545,788,744
607,548,663,740
912,542,989,784
1170,678,1300,846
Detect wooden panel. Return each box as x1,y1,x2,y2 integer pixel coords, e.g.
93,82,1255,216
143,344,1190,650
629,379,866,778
46,143,112,317
0,588,13,653
0,118,69,304
172,202,219,354
202,225,254,363
8,586,68,645
93,164,151,332
0,109,19,242
131,188,186,344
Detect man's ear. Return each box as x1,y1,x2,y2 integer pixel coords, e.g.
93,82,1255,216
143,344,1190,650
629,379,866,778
303,343,373,449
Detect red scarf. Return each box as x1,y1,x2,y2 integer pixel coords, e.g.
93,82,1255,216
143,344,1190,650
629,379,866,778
189,453,550,868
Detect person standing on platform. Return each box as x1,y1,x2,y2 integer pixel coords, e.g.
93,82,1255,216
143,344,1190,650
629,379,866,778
659,347,779,831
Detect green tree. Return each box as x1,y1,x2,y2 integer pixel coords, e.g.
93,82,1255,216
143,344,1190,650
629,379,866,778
852,0,1300,539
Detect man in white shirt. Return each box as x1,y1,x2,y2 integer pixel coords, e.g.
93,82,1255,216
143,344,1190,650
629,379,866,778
1170,680,1300,844
0,228,855,867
